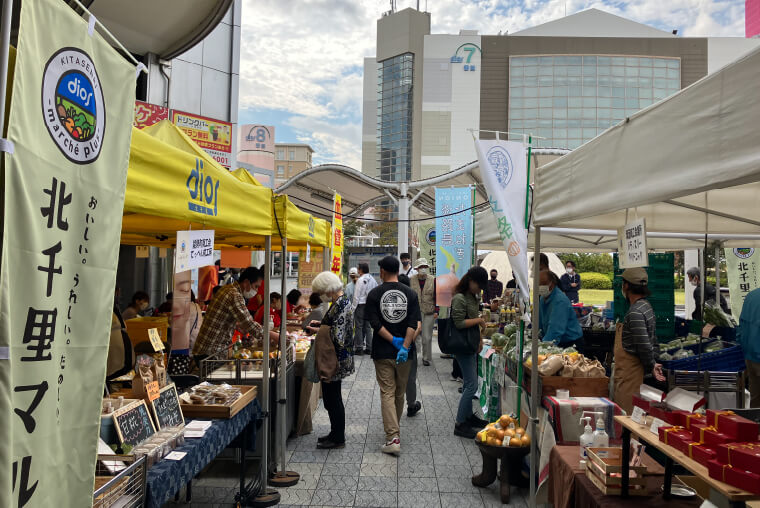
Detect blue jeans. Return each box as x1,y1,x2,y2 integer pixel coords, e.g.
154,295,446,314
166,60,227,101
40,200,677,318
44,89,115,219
454,352,477,424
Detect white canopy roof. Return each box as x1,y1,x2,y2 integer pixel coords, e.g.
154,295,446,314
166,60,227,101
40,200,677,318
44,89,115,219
532,45,760,237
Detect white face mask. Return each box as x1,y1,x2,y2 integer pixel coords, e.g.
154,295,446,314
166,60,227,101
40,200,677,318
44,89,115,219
243,289,255,299
418,267,428,276
538,285,551,298
690,279,698,287
566,267,574,274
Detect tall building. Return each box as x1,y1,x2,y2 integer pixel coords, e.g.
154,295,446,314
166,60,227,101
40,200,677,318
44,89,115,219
274,143,314,180
748,0,760,38
362,8,760,178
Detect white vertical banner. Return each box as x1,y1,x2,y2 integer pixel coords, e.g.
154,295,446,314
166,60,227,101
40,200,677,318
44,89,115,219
475,139,530,303
619,218,648,268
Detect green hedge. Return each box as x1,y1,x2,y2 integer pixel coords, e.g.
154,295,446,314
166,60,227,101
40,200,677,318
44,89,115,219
580,272,613,290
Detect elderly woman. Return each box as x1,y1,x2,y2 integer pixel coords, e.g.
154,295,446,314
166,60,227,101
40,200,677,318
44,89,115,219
311,271,355,449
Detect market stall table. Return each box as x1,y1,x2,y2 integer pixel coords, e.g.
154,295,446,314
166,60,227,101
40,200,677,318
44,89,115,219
617,415,759,507
145,399,261,508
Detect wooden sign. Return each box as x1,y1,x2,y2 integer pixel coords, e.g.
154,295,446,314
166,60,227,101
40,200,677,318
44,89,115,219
150,383,185,430
145,381,160,402
112,399,156,446
148,328,164,351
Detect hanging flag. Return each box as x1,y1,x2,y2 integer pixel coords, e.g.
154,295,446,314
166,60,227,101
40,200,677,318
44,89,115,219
435,187,473,307
475,139,530,302
417,221,436,276
331,194,343,275
0,0,136,506
725,247,760,318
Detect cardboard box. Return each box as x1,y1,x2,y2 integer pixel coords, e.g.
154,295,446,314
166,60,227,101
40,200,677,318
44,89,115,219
716,443,760,472
706,460,760,496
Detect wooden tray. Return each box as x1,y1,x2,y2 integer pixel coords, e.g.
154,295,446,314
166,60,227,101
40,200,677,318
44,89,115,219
523,367,609,397
586,447,647,496
180,385,257,419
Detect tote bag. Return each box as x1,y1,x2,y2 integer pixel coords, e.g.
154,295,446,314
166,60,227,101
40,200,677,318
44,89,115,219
437,317,479,355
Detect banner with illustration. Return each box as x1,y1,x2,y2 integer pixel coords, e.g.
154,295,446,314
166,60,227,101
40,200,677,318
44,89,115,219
435,187,473,307
331,194,343,276
417,221,436,276
298,251,325,295
0,0,136,506
725,247,760,318
475,139,529,303
171,109,232,168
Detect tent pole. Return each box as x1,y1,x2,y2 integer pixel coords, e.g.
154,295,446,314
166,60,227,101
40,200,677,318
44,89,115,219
715,243,721,294
261,236,272,491
529,226,541,507
0,0,13,136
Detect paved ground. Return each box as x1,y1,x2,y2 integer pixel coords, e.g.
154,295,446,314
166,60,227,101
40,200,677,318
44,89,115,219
167,347,529,507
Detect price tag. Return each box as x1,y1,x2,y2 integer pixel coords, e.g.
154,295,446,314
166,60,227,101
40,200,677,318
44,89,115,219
165,451,187,461
484,348,495,359
146,381,160,402
649,417,666,435
184,430,205,438
306,243,311,263
631,406,647,424
148,328,164,351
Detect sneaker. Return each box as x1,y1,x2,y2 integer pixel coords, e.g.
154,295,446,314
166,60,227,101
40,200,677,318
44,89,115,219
407,401,422,417
381,437,401,455
422,360,431,366
317,439,345,450
317,434,331,443
468,414,489,428
454,422,478,439
451,374,463,383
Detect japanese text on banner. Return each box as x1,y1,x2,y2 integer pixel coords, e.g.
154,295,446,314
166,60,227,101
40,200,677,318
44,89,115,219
331,194,343,275
435,187,473,307
417,221,436,276
725,248,760,317
619,218,648,268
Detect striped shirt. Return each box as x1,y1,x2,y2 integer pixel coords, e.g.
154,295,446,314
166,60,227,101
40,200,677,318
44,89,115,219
622,298,658,372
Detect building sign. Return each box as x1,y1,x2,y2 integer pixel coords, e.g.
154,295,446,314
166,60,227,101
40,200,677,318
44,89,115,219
186,159,220,217
619,218,648,268
171,109,232,168
417,221,436,276
238,124,275,172
298,251,324,295
331,194,343,275
0,0,136,505
725,248,760,317
450,42,481,72
435,187,473,306
175,230,215,273
133,100,168,129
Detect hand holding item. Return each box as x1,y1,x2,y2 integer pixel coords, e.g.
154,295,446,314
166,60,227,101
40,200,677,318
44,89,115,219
652,363,665,382
391,336,405,350
396,346,408,364
476,317,487,328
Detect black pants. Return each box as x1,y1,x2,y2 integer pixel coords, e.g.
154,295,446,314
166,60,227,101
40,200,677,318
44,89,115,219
321,379,345,443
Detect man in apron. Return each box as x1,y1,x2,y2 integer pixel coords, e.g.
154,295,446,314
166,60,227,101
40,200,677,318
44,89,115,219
613,267,665,414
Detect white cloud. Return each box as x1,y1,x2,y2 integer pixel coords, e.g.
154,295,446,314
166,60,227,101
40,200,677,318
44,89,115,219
239,0,745,169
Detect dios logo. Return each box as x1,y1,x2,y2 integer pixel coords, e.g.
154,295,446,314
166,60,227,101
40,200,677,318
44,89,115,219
187,159,220,216
486,145,514,189
42,48,105,164
425,227,436,245
308,216,316,238
734,248,755,259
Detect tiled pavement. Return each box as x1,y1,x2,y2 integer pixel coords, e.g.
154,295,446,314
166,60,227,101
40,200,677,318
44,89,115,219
167,347,529,507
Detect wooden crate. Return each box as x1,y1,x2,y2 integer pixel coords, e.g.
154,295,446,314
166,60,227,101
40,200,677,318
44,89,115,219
180,385,257,419
125,317,168,347
523,367,609,397
585,447,647,496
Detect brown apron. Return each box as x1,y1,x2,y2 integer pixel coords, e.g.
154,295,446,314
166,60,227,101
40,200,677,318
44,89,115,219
613,322,644,415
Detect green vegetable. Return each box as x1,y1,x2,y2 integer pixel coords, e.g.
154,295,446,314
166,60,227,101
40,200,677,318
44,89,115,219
703,304,735,328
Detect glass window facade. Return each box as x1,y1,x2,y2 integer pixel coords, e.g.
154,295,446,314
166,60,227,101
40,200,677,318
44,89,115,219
508,55,680,149
377,53,414,181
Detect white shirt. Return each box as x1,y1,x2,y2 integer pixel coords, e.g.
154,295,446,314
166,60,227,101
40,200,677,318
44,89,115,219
354,273,378,306
402,265,417,278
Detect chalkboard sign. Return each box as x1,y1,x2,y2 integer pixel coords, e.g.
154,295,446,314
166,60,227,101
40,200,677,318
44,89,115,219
150,383,184,429
112,400,156,446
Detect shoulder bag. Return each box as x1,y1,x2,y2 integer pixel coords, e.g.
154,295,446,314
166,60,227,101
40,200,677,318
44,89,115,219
437,316,479,355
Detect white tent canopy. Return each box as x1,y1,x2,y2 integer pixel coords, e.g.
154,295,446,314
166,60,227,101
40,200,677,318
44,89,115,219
533,45,760,234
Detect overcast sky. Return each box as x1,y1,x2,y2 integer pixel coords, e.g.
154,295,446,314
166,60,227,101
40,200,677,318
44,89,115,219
238,0,745,169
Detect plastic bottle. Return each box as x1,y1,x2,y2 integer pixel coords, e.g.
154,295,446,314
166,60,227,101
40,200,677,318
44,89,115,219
579,417,594,459
592,416,609,448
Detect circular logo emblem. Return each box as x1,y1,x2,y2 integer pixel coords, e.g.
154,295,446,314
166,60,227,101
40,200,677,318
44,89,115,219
380,289,408,324
507,241,521,257
42,48,105,164
426,227,436,245
486,146,513,189
734,248,755,259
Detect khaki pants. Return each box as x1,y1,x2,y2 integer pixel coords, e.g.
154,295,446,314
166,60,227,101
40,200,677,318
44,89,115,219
421,313,435,363
747,359,760,408
374,358,412,441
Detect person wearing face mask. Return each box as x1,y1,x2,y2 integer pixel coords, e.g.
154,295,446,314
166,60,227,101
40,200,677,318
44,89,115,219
121,291,150,321
686,266,729,321
192,266,280,363
254,292,282,328
311,271,355,449
484,268,503,304
538,268,584,351
613,268,665,414
400,252,417,278
345,267,359,308
410,258,436,367
559,260,581,304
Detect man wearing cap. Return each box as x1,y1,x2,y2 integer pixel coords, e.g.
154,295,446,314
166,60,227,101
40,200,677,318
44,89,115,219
613,267,665,413
345,267,359,309
410,258,436,367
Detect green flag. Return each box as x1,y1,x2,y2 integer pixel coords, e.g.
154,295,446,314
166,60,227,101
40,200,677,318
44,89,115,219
0,0,135,506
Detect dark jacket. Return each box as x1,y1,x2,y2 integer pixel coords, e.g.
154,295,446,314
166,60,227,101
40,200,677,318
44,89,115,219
692,283,730,320
559,272,581,303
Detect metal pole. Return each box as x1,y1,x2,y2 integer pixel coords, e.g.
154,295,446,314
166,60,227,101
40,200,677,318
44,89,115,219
0,0,13,136
278,239,288,471
398,182,409,256
261,236,272,489
529,226,541,507
714,243,721,294
699,248,705,322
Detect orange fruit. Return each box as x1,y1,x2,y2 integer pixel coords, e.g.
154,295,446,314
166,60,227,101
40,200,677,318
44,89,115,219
521,434,531,447
476,431,486,442
504,428,516,438
495,429,505,441
499,415,512,428
510,437,522,447
487,437,499,446
515,427,525,436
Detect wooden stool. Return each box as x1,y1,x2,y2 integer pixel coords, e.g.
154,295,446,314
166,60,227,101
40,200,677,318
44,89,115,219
471,442,531,504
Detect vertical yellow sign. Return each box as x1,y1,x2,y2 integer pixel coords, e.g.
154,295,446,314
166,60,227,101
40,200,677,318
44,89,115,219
331,194,343,275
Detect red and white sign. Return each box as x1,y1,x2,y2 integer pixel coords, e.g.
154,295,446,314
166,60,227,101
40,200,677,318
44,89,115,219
133,100,169,129
171,109,232,168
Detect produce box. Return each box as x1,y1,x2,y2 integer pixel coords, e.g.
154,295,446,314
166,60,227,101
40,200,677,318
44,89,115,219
585,447,647,496
716,443,760,471
706,460,760,496
180,385,257,419
523,368,609,398
706,410,759,442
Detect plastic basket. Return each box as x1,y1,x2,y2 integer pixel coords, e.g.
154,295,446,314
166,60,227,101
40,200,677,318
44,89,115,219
662,344,745,373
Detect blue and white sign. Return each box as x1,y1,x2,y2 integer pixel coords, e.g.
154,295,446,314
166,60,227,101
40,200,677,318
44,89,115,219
435,186,473,281
450,43,481,72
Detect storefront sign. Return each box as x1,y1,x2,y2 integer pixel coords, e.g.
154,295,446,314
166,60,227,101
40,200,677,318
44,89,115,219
298,251,324,295
475,140,529,303
175,230,215,273
133,100,169,129
171,110,232,168
435,187,473,307
417,221,436,276
450,42,481,72
0,0,136,505
619,218,648,268
331,194,343,275
725,247,760,317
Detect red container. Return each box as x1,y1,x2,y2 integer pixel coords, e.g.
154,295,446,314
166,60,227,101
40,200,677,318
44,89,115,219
716,443,760,471
685,441,716,467
667,410,694,427
691,422,715,443
706,460,760,496
632,394,650,412
715,414,759,442
658,426,691,448
702,427,734,447
683,413,707,431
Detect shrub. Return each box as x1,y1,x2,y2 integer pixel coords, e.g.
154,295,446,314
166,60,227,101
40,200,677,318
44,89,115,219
580,272,612,290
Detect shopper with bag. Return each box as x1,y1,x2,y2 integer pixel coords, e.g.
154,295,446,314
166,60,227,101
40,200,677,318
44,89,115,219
450,266,490,438
613,267,665,414
309,271,355,449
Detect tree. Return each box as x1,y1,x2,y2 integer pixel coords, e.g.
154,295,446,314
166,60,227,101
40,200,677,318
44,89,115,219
556,253,614,275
